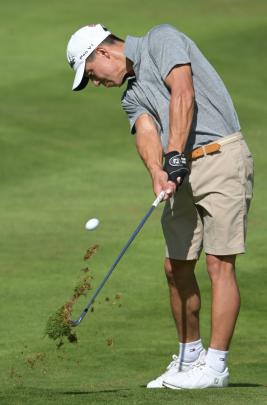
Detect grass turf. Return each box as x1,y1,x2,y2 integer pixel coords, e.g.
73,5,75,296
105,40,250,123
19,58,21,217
0,0,267,403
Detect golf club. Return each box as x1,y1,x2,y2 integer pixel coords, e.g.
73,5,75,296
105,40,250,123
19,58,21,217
70,191,165,327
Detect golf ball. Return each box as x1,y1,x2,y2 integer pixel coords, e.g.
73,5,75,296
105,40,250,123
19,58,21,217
85,218,100,231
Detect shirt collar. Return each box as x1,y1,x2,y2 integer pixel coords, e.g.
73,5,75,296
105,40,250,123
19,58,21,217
124,35,143,75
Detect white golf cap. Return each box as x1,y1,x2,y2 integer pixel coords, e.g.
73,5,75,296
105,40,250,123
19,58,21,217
66,24,111,91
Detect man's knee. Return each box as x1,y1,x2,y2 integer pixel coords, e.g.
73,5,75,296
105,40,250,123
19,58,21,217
206,254,236,281
164,259,176,285
164,258,196,286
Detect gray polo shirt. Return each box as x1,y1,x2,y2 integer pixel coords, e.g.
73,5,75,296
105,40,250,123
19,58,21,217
121,24,240,153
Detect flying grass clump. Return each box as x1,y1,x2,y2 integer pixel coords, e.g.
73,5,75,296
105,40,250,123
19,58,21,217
45,303,76,347
44,245,98,348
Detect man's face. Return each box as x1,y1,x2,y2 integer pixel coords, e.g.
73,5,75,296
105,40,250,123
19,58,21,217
84,48,126,88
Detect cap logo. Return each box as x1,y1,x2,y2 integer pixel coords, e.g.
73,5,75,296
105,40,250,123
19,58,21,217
79,43,95,60
68,56,76,68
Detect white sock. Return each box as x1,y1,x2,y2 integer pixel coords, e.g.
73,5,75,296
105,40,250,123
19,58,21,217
206,348,228,373
179,339,204,363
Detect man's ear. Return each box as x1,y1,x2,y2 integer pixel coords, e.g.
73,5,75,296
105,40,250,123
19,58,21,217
95,47,110,59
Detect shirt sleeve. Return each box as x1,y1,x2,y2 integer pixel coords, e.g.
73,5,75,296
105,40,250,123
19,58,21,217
121,96,148,134
121,80,160,134
148,24,191,80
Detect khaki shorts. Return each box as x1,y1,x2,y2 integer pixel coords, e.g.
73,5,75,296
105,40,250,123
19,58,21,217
161,133,254,260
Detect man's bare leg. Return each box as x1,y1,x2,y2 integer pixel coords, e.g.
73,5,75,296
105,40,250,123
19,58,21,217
162,255,239,389
146,259,202,388
164,258,201,343
206,254,240,350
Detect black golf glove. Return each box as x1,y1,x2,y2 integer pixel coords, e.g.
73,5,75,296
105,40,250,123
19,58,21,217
163,151,190,187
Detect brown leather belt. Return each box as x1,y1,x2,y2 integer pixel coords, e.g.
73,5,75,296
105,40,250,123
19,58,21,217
187,142,220,160
187,132,243,160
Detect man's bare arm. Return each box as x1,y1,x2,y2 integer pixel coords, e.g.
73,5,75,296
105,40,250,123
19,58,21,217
135,114,176,199
165,64,195,153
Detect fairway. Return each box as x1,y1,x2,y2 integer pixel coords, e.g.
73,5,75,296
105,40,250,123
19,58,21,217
1,0,267,404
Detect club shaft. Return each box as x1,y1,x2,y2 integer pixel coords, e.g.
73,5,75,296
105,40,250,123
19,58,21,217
76,206,156,323
72,191,165,325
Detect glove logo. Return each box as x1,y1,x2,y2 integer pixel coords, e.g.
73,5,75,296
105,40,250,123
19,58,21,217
169,155,181,166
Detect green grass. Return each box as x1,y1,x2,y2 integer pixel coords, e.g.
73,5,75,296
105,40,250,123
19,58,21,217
1,0,267,403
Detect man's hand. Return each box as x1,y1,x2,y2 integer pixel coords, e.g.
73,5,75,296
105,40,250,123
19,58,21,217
163,151,189,187
151,168,177,201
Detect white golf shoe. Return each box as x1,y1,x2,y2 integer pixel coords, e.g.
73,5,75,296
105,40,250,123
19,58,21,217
146,349,206,388
163,363,229,389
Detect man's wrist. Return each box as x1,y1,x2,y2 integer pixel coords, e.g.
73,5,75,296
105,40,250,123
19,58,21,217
150,165,163,179
166,148,183,154
166,141,184,154
148,162,163,174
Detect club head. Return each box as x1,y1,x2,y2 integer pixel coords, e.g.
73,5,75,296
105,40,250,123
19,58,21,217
69,319,80,327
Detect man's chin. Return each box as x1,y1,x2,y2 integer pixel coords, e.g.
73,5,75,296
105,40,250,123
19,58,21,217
105,76,129,88
109,82,124,88
104,81,120,88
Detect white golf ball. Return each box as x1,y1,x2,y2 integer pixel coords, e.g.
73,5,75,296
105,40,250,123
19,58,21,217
85,218,100,231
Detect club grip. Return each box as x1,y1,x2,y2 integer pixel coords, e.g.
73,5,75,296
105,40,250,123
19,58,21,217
152,191,165,207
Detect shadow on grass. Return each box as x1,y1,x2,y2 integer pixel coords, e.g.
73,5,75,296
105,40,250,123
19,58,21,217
61,384,265,394
5,384,264,400
61,388,131,395
229,383,263,388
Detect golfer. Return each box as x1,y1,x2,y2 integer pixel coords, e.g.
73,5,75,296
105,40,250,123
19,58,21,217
66,23,253,389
